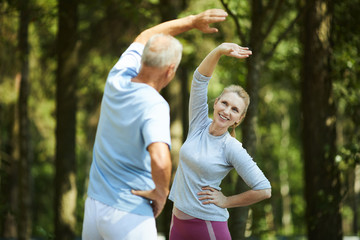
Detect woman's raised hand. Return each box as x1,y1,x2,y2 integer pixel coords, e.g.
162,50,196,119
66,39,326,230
198,42,252,77
217,43,252,59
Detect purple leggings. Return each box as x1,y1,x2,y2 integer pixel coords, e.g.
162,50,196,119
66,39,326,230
169,214,231,240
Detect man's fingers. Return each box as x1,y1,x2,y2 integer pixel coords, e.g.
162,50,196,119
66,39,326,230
132,189,167,218
151,202,159,218
197,24,220,34
131,189,151,198
203,27,219,33
152,201,164,218
195,9,228,33
207,16,227,24
206,9,228,18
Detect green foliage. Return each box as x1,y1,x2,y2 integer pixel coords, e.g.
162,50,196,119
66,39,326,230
0,0,359,238
34,225,55,240
332,0,360,235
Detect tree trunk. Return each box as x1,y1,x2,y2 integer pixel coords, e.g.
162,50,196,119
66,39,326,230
301,0,342,239
157,1,189,238
223,0,302,236
232,51,263,240
54,0,78,239
231,8,264,236
17,0,32,238
0,101,18,238
279,115,293,234
347,165,359,235
352,165,360,235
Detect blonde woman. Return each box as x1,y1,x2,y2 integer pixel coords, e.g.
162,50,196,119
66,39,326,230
169,43,271,239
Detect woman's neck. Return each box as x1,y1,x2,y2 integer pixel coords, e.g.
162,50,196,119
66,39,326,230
209,122,227,136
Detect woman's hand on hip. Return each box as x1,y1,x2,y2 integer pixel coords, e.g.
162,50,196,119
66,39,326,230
197,186,228,208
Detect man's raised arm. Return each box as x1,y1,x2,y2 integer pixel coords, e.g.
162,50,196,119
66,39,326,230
134,9,228,45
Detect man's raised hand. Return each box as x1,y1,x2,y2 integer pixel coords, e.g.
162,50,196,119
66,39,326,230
192,9,228,33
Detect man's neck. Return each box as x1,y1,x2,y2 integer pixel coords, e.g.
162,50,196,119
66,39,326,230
132,65,167,92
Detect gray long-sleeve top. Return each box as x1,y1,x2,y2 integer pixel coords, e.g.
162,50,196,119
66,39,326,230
169,69,271,221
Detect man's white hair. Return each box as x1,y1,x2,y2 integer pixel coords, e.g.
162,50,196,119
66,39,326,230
142,34,183,70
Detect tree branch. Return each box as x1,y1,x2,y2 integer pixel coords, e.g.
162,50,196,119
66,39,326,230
263,0,274,16
263,0,285,40
264,7,304,62
219,0,247,45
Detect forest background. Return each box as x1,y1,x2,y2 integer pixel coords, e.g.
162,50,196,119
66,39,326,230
0,0,359,239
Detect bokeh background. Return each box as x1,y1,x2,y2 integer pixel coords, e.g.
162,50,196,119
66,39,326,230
0,0,359,239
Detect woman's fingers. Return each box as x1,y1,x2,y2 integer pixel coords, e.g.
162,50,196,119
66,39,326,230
198,194,214,204
221,43,252,58
201,186,217,191
198,186,217,204
198,193,213,199
232,47,252,58
197,187,227,207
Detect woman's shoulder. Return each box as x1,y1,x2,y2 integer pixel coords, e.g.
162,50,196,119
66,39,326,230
224,135,243,148
224,135,250,157
188,119,212,138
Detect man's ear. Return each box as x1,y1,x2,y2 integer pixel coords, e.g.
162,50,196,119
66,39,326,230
166,64,176,79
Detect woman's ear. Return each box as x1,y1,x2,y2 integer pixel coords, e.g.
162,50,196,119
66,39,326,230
213,98,219,109
238,114,245,124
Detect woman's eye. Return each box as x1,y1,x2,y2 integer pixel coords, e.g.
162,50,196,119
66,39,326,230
222,101,227,106
232,108,239,113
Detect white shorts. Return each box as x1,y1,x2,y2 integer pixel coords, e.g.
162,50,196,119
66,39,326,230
82,197,157,240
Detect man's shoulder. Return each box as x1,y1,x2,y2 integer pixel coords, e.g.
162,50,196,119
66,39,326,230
110,43,145,75
138,86,168,108
127,42,145,53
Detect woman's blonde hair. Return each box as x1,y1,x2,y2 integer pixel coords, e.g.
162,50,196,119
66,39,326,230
217,85,250,137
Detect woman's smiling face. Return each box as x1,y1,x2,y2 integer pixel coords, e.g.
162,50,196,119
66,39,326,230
213,92,245,131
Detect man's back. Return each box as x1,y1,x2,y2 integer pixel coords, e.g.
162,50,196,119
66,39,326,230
87,43,171,216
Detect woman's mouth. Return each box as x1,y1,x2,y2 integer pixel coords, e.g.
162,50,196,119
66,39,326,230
219,114,229,121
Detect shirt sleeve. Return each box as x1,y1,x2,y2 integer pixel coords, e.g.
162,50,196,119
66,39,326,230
142,101,171,150
188,69,212,134
108,42,145,81
225,137,271,190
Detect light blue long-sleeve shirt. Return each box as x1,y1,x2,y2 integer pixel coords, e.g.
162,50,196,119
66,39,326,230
87,43,171,216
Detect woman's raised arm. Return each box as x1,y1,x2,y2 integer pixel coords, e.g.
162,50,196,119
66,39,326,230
197,43,252,77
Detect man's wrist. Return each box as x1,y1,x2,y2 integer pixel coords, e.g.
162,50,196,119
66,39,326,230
187,14,196,29
156,187,169,197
